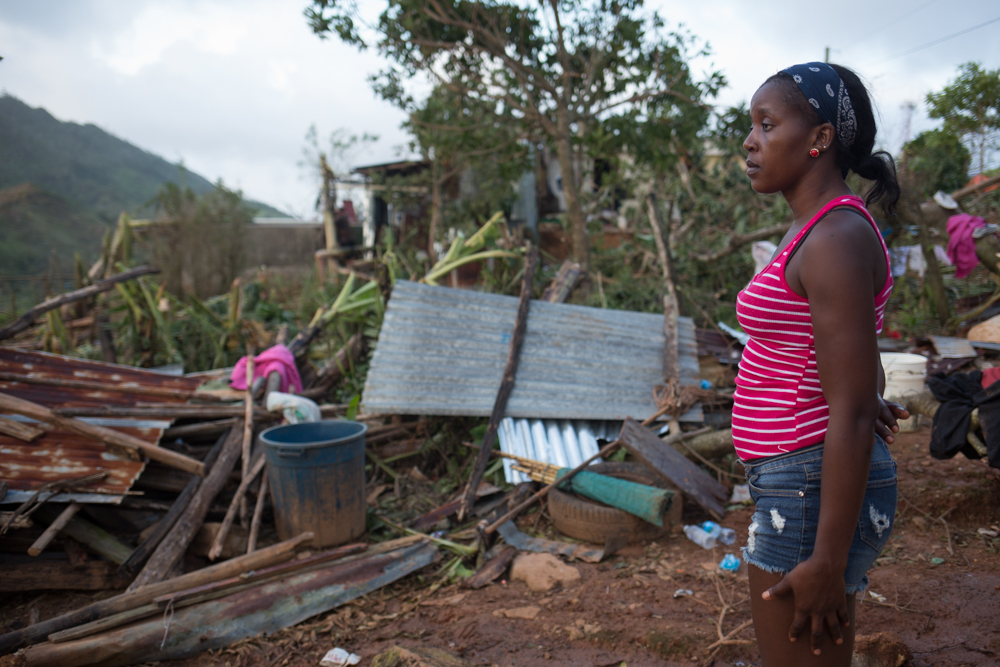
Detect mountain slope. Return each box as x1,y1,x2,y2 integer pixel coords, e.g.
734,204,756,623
0,94,285,276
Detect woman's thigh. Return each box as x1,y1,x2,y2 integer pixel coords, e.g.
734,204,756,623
749,565,856,666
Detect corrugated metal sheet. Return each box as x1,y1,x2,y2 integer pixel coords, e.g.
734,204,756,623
497,417,618,484
362,280,702,421
0,349,203,504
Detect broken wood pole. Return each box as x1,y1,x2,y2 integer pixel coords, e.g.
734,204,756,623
483,439,620,535
240,344,255,528
32,505,132,564
28,502,80,556
459,243,538,521
299,332,366,398
0,392,204,476
209,452,266,560
128,423,244,589
0,265,159,341
117,431,228,580
162,417,237,440
540,260,583,303
0,532,314,655
247,473,268,553
0,415,45,442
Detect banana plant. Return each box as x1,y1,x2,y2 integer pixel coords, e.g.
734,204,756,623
420,211,520,286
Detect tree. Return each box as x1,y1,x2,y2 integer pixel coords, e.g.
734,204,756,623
927,62,1000,177
901,128,971,198
305,0,720,269
402,84,528,263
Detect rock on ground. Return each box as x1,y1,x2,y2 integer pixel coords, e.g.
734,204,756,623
852,631,913,667
509,552,581,592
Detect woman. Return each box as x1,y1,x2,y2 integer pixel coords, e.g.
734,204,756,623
733,62,907,666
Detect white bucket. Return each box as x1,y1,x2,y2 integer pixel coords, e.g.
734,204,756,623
880,352,927,432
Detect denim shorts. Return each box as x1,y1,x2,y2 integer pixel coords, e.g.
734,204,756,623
740,436,897,594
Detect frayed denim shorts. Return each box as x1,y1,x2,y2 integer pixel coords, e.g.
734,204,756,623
740,436,897,595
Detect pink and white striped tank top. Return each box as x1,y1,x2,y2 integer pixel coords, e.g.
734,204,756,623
732,195,892,461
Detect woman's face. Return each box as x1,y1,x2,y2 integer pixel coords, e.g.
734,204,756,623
743,80,821,194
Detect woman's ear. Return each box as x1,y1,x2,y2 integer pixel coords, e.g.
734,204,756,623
813,123,836,153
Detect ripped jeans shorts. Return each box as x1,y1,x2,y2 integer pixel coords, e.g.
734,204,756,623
740,436,897,595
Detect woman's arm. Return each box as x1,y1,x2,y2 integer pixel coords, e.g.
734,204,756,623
762,211,880,655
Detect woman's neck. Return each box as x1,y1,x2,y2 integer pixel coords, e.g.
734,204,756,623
783,170,854,227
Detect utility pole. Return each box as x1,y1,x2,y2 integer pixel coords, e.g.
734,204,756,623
824,46,830,63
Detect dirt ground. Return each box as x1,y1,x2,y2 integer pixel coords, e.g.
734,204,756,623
4,424,1000,667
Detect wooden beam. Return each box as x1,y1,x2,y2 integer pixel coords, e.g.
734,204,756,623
209,453,266,561
0,416,45,442
118,431,229,579
619,418,728,519
0,265,159,341
28,503,80,556
0,532,314,654
33,505,133,564
0,392,204,476
459,244,538,521
0,372,215,402
127,423,244,589
240,345,255,528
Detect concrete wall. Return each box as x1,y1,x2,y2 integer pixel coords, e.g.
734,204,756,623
242,223,325,269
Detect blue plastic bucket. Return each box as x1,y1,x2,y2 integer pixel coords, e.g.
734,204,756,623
261,420,367,548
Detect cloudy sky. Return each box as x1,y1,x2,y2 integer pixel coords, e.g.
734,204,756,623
1,0,998,218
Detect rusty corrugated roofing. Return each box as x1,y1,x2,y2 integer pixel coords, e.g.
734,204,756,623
0,349,204,504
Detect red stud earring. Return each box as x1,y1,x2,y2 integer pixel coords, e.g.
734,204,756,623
809,148,820,157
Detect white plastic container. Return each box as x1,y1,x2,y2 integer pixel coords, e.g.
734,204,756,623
880,352,927,432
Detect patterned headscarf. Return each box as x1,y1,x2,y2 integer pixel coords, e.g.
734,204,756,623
782,62,858,148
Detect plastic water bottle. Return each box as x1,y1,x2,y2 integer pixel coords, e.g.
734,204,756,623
683,524,717,549
701,521,737,546
701,521,722,538
719,553,740,572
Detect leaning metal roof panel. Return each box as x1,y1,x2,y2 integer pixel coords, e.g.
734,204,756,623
362,280,702,421
0,349,203,504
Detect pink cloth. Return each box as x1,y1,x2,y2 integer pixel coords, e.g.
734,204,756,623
229,344,303,394
946,214,986,279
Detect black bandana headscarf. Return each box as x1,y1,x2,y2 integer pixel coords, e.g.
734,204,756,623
782,62,858,149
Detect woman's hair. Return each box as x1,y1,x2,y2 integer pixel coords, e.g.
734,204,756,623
765,64,900,214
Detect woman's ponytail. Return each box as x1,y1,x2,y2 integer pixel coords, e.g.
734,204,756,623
829,64,901,215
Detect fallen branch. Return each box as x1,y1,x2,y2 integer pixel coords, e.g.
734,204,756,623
693,223,791,263
0,265,159,341
209,453,267,561
460,243,538,520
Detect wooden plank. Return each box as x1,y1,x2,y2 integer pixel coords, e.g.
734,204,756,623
619,418,728,519
0,532,314,654
127,422,244,589
0,415,45,442
33,505,133,564
117,428,227,579
0,560,128,592
0,391,204,476
28,503,80,556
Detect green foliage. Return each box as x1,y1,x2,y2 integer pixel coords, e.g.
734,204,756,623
145,182,255,298
902,129,972,197
926,62,1000,176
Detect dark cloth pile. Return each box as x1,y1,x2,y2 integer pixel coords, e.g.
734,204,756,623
927,370,1000,469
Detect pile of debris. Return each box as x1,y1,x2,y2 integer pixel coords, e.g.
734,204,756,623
0,241,752,665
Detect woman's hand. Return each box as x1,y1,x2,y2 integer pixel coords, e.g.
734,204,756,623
762,557,850,655
875,395,910,443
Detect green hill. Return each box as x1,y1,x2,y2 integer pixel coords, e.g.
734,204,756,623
0,94,285,277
